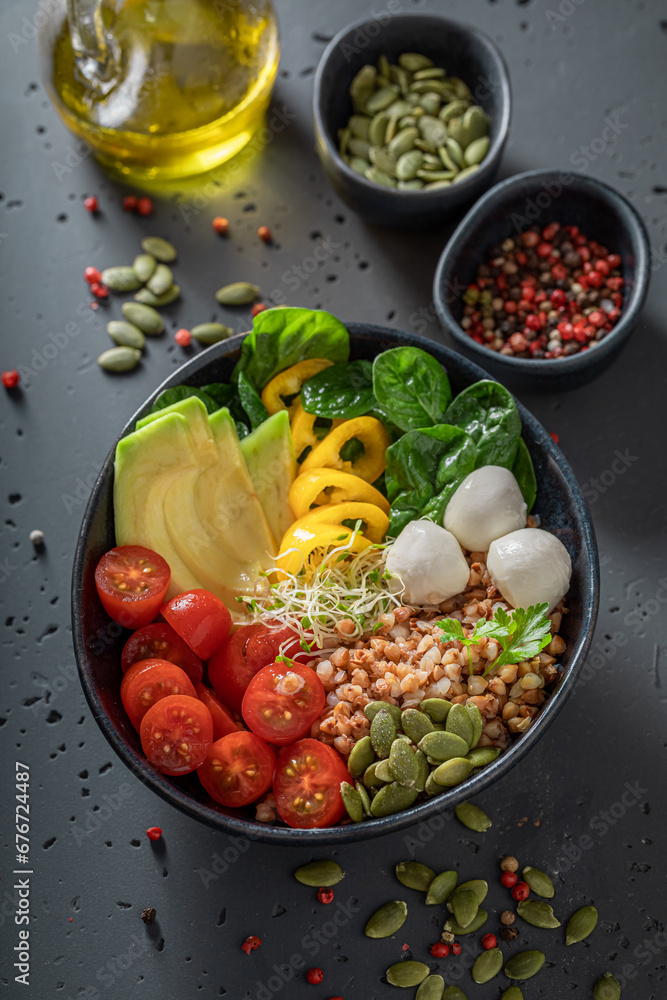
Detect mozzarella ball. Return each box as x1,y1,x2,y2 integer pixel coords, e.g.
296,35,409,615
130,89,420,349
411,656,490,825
385,519,470,605
487,527,572,611
444,465,527,552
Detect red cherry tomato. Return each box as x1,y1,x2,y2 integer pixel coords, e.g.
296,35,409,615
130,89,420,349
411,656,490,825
121,623,203,683
209,622,306,714
273,739,348,829
140,695,213,775
95,545,170,629
242,661,325,745
195,683,241,740
161,589,231,660
198,731,274,807
121,658,196,731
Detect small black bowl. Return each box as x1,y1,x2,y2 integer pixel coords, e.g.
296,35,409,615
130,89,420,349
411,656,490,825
72,325,598,845
313,13,511,229
433,169,651,390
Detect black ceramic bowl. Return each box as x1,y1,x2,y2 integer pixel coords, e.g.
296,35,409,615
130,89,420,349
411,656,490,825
72,325,599,845
433,169,651,390
313,14,511,229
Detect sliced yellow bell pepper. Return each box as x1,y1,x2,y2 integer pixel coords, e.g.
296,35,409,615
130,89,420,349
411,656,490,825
290,402,344,465
290,502,389,544
277,523,371,578
261,359,333,417
299,416,389,484
289,467,390,519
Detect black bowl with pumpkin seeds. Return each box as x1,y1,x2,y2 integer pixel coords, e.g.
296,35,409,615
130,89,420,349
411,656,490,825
313,13,511,229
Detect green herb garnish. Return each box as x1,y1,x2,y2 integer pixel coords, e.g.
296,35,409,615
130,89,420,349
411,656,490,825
435,603,552,676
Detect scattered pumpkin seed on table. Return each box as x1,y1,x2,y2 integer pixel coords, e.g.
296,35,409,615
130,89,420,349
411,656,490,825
364,899,408,938
133,253,157,283
97,346,141,372
146,263,174,296
215,281,260,305
386,960,430,988
517,899,561,929
101,266,143,292
500,989,524,1000
443,908,488,936
135,284,181,306
455,801,492,832
396,861,435,892
523,866,555,898
293,859,344,886
416,975,445,1000
443,988,468,1000
425,870,457,905
566,904,598,945
472,947,504,984
504,950,546,981
450,887,478,929
594,972,621,1000
122,301,164,334
106,320,145,350
191,323,233,345
140,236,177,262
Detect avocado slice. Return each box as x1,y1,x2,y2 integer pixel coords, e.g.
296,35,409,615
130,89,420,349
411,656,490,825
239,409,297,545
136,396,215,456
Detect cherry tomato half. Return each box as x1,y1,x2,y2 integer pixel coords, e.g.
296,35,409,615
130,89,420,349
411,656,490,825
121,623,203,683
198,731,274,807
140,695,213,775
161,589,231,660
209,621,307,714
95,545,170,629
195,682,241,740
273,738,348,829
120,658,196,731
242,661,325,745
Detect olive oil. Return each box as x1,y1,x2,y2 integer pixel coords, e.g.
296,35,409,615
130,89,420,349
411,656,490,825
44,0,279,181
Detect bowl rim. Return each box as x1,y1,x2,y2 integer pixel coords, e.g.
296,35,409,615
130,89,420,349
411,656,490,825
433,168,651,372
312,11,512,201
71,323,599,845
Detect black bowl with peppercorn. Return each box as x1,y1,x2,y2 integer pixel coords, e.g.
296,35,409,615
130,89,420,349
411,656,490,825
433,169,650,389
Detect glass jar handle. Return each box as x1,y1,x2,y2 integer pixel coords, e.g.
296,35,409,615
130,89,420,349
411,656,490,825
67,0,117,88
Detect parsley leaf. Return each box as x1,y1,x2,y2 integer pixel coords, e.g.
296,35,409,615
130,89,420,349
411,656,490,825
434,604,553,677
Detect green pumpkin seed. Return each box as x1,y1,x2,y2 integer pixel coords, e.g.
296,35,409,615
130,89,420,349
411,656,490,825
377,53,390,78
101,266,143,292
384,115,400,145
350,65,377,109
522,866,554,899
339,127,351,155
340,781,364,823
413,137,437,154
348,136,372,160
440,99,471,124
397,179,425,190
396,861,436,892
418,115,448,147
594,972,621,1000
140,236,177,263
349,155,370,175
443,988,469,1000
445,136,465,166
121,301,164,334
417,169,455,182
566,905,598,945
500,989,524,1000
388,127,419,160
504,950,545,981
365,166,397,187
398,53,433,72
413,67,446,80
365,701,402,725
464,136,490,166
450,888,478,929
449,77,472,99
215,281,259,305
355,780,371,815
294,859,344,886
419,93,442,117
444,908,487,936
370,709,397,758
517,900,560,929
386,99,412,119
464,704,483,747
349,115,371,140
453,164,480,183
416,974,445,1000
465,747,500,768
191,322,233,345
369,146,397,176
462,105,489,142
365,899,408,938
398,114,418,130
413,748,429,791
133,253,157,283
419,730,469,762
457,880,488,904
368,112,389,147
375,758,394,783
363,761,388,789
421,698,452,723
386,960,430,988
424,771,446,796
437,146,459,172
389,739,420,787
472,947,503,984
370,781,417,817
135,284,181,306
366,85,400,114
348,735,375,777
389,65,411,95
399,708,432,743
106,320,145,350
410,79,451,96
433,757,472,786
445,704,473,746
455,801,492,832
97,346,141,372
424,180,452,190
146,263,173,295
426,870,457,905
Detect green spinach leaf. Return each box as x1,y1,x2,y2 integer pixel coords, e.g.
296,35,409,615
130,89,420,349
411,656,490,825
237,371,269,430
201,383,237,408
147,385,218,415
373,346,452,432
444,379,521,469
301,360,375,418
511,437,537,511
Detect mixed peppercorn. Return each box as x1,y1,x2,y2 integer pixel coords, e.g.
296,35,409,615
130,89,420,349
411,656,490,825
461,222,624,359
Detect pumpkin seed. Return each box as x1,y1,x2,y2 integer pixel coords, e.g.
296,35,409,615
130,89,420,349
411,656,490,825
215,281,259,305
384,115,400,145
443,908,487,936
437,146,459,172
389,739,420,787
445,704,473,746
340,781,364,822
388,127,419,160
399,708,432,743
368,112,389,147
501,989,524,1000
517,900,560,929
454,801,491,832
355,780,371,815
191,322,233,344
418,115,448,147
464,704,483,747
365,166,397,187
465,746,500,768
503,950,545,981
365,701,402,726
386,960,430,988
101,266,143,292
369,146,397,176
348,136,372,160
370,709,397,758
397,179,425,190
349,155,370,176
377,53,390,78
349,115,371,140
370,782,417,817
389,65,411,95
396,861,436,892
121,301,164,334
106,320,145,350
135,284,181,306
294,859,345,887
133,253,157,283
375,758,394,783
419,730,469,762
594,972,621,1000
445,136,465,167
432,757,472,786
414,67,446,80
350,65,377,110
426,870,457,906
464,136,490,166
365,899,408,938
522,866,554,898
457,880,488,904
413,137,437,154
348,735,375,777
450,77,472,99
141,236,177,263
453,164,480,183
450,888,478,929
363,761,388,789
424,772,446,795
462,105,489,142
339,127,351,155
419,93,441,117
416,169,456,182
413,749,429,791
410,79,451,96
97,347,141,372
398,53,433,72
424,180,452,190
366,85,400,114
386,99,412,119
443,988,469,1000
416,975,445,1000
146,264,174,296
398,114,418,130
421,698,452,723
472,947,503,984
440,99,470,124
565,905,598,945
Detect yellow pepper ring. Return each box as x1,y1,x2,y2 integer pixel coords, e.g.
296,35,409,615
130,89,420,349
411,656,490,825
277,524,371,579
290,502,389,544
299,416,389,484
261,359,333,417
289,467,390,519
290,402,344,465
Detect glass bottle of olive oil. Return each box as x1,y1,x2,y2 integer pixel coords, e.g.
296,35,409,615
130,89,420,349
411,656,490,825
40,0,280,181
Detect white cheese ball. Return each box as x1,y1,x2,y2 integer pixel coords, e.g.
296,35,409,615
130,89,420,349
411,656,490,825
385,519,470,605
444,465,527,552
487,527,572,612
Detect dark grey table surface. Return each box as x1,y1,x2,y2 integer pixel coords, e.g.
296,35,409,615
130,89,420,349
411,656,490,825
1,0,666,997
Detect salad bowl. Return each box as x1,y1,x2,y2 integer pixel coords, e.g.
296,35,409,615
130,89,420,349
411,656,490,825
71,324,599,844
